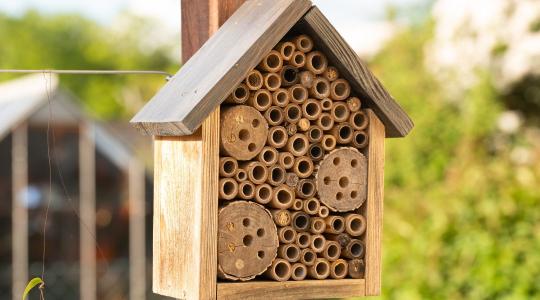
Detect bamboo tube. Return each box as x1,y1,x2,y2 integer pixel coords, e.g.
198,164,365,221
245,69,264,90
331,123,354,144
280,65,299,87
269,185,295,209
288,85,308,104
291,263,308,281
238,181,256,199
344,213,367,236
297,118,310,132
267,165,286,186
290,51,306,68
219,157,238,178
225,83,250,104
248,89,272,111
240,161,268,185
317,113,334,131
346,96,362,112
325,216,345,234
263,72,282,91
275,41,296,61
302,99,322,120
279,152,295,169
330,79,351,101
324,66,340,82
292,198,303,211
310,217,326,234
326,233,352,248
308,258,330,279
300,248,317,266
218,178,238,200
352,131,369,148
322,241,341,261
293,34,314,53
320,98,333,111
255,184,273,204
331,102,350,123
330,259,348,279
296,231,311,248
318,206,330,218
264,258,292,282
278,226,297,244
299,70,315,88
305,51,328,75
321,135,337,152
286,123,298,136
309,77,331,99
284,104,302,124
291,211,310,232
267,126,288,148
297,180,316,199
302,198,320,215
278,243,301,263
286,172,299,188
235,168,248,182
307,125,323,143
287,134,309,157
292,156,314,179
309,234,326,253
258,50,283,73
342,239,365,259
271,209,291,227
258,146,279,166
308,144,324,162
272,88,290,107
349,111,369,130
348,259,365,279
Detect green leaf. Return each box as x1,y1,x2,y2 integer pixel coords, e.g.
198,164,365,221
22,277,43,300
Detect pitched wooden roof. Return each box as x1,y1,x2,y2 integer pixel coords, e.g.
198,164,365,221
131,0,413,138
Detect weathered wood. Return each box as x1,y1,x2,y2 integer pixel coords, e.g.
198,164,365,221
364,109,385,295
217,279,366,299
298,7,413,138
131,0,312,135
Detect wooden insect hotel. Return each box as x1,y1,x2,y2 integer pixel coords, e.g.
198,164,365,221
131,0,413,299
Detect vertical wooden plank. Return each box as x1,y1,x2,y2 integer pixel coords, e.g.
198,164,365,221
129,160,146,300
365,110,385,296
80,123,96,300
181,0,217,61
12,123,28,300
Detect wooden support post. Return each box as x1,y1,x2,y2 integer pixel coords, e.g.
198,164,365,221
80,123,96,300
129,160,146,300
12,123,28,300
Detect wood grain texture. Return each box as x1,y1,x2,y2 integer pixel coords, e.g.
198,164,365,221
298,7,413,138
365,110,385,295
217,279,365,299
131,0,312,136
181,0,217,61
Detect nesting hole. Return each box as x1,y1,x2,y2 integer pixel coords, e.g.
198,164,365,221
323,176,331,185
334,262,346,276
339,177,349,188
353,113,366,127
313,219,324,231
276,189,292,205
243,235,253,246
334,105,347,119
350,218,362,232
309,145,323,160
334,82,347,96
339,126,352,140
351,242,364,257
315,81,329,95
312,236,324,249
351,159,358,167
283,44,294,57
292,88,306,102
350,190,358,198
293,53,304,65
269,108,282,123
321,99,332,110
332,218,344,231
286,246,299,260
223,160,235,175
275,91,288,105
274,261,289,278
248,73,261,87
271,167,285,182
234,86,247,99
255,91,271,107
252,165,266,181
294,266,306,278
327,244,340,258
283,228,295,242
303,250,315,263
336,192,343,201
257,251,265,259
294,214,309,229
223,181,236,196
292,137,306,152
242,183,253,196
306,199,318,211
266,53,281,69
311,54,325,71
257,228,265,237
238,129,250,141
297,160,310,175
242,218,250,227
236,170,247,181
262,149,276,163
271,129,286,144
301,182,315,196
308,128,322,140
320,115,332,128
248,143,256,152
267,74,280,89
283,67,298,83
298,233,310,247
333,157,341,165
258,186,271,200
355,132,367,145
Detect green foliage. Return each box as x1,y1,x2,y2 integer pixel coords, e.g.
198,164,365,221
22,277,43,300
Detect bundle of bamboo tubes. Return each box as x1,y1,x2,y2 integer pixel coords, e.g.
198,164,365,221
217,33,369,282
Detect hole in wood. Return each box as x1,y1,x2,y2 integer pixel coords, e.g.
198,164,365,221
257,228,265,237
336,192,343,201
248,143,256,152
257,251,265,259
243,235,253,246
323,177,331,185
339,177,349,188
238,129,250,141
242,218,250,227
350,190,358,198
351,159,358,168
252,118,260,128
333,157,340,166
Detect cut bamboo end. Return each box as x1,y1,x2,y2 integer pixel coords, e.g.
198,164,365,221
317,113,334,131
290,51,306,68
352,131,369,149
278,226,297,244
318,205,330,218
346,97,362,112
284,103,302,124
331,123,354,144
240,161,268,185
330,259,348,279
302,99,322,120
307,258,331,279
331,102,351,123
280,65,299,87
285,173,300,189
218,201,278,281
269,185,295,209
275,41,296,61
271,209,291,227
258,50,283,73
219,157,238,178
322,240,341,261
219,178,238,200
342,239,365,259
248,89,273,111
267,165,287,186
267,126,288,148
349,110,369,130
264,258,292,282
291,263,308,281
324,215,346,234
321,135,337,152
235,168,248,182
272,88,290,107
310,217,326,234
324,66,340,82
348,259,365,279
308,144,324,162
293,34,314,53
279,152,295,169
287,134,309,157
299,70,315,88
300,248,317,266
225,83,250,104
255,184,273,205
305,51,328,75
288,85,308,105
309,234,326,253
330,79,351,101
238,181,256,200
258,146,279,166
292,156,314,178
309,77,331,99
296,231,311,248
297,118,311,132
220,105,268,161
292,198,303,211
291,211,310,232
307,126,323,143
286,123,298,136
326,233,352,248
263,72,282,91
344,213,367,236
297,179,316,199
278,243,301,263
245,69,264,90
320,98,333,111
302,197,320,215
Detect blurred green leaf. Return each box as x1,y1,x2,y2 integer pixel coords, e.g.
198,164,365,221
22,277,43,300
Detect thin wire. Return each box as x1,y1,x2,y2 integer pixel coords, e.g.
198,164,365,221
0,69,172,79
